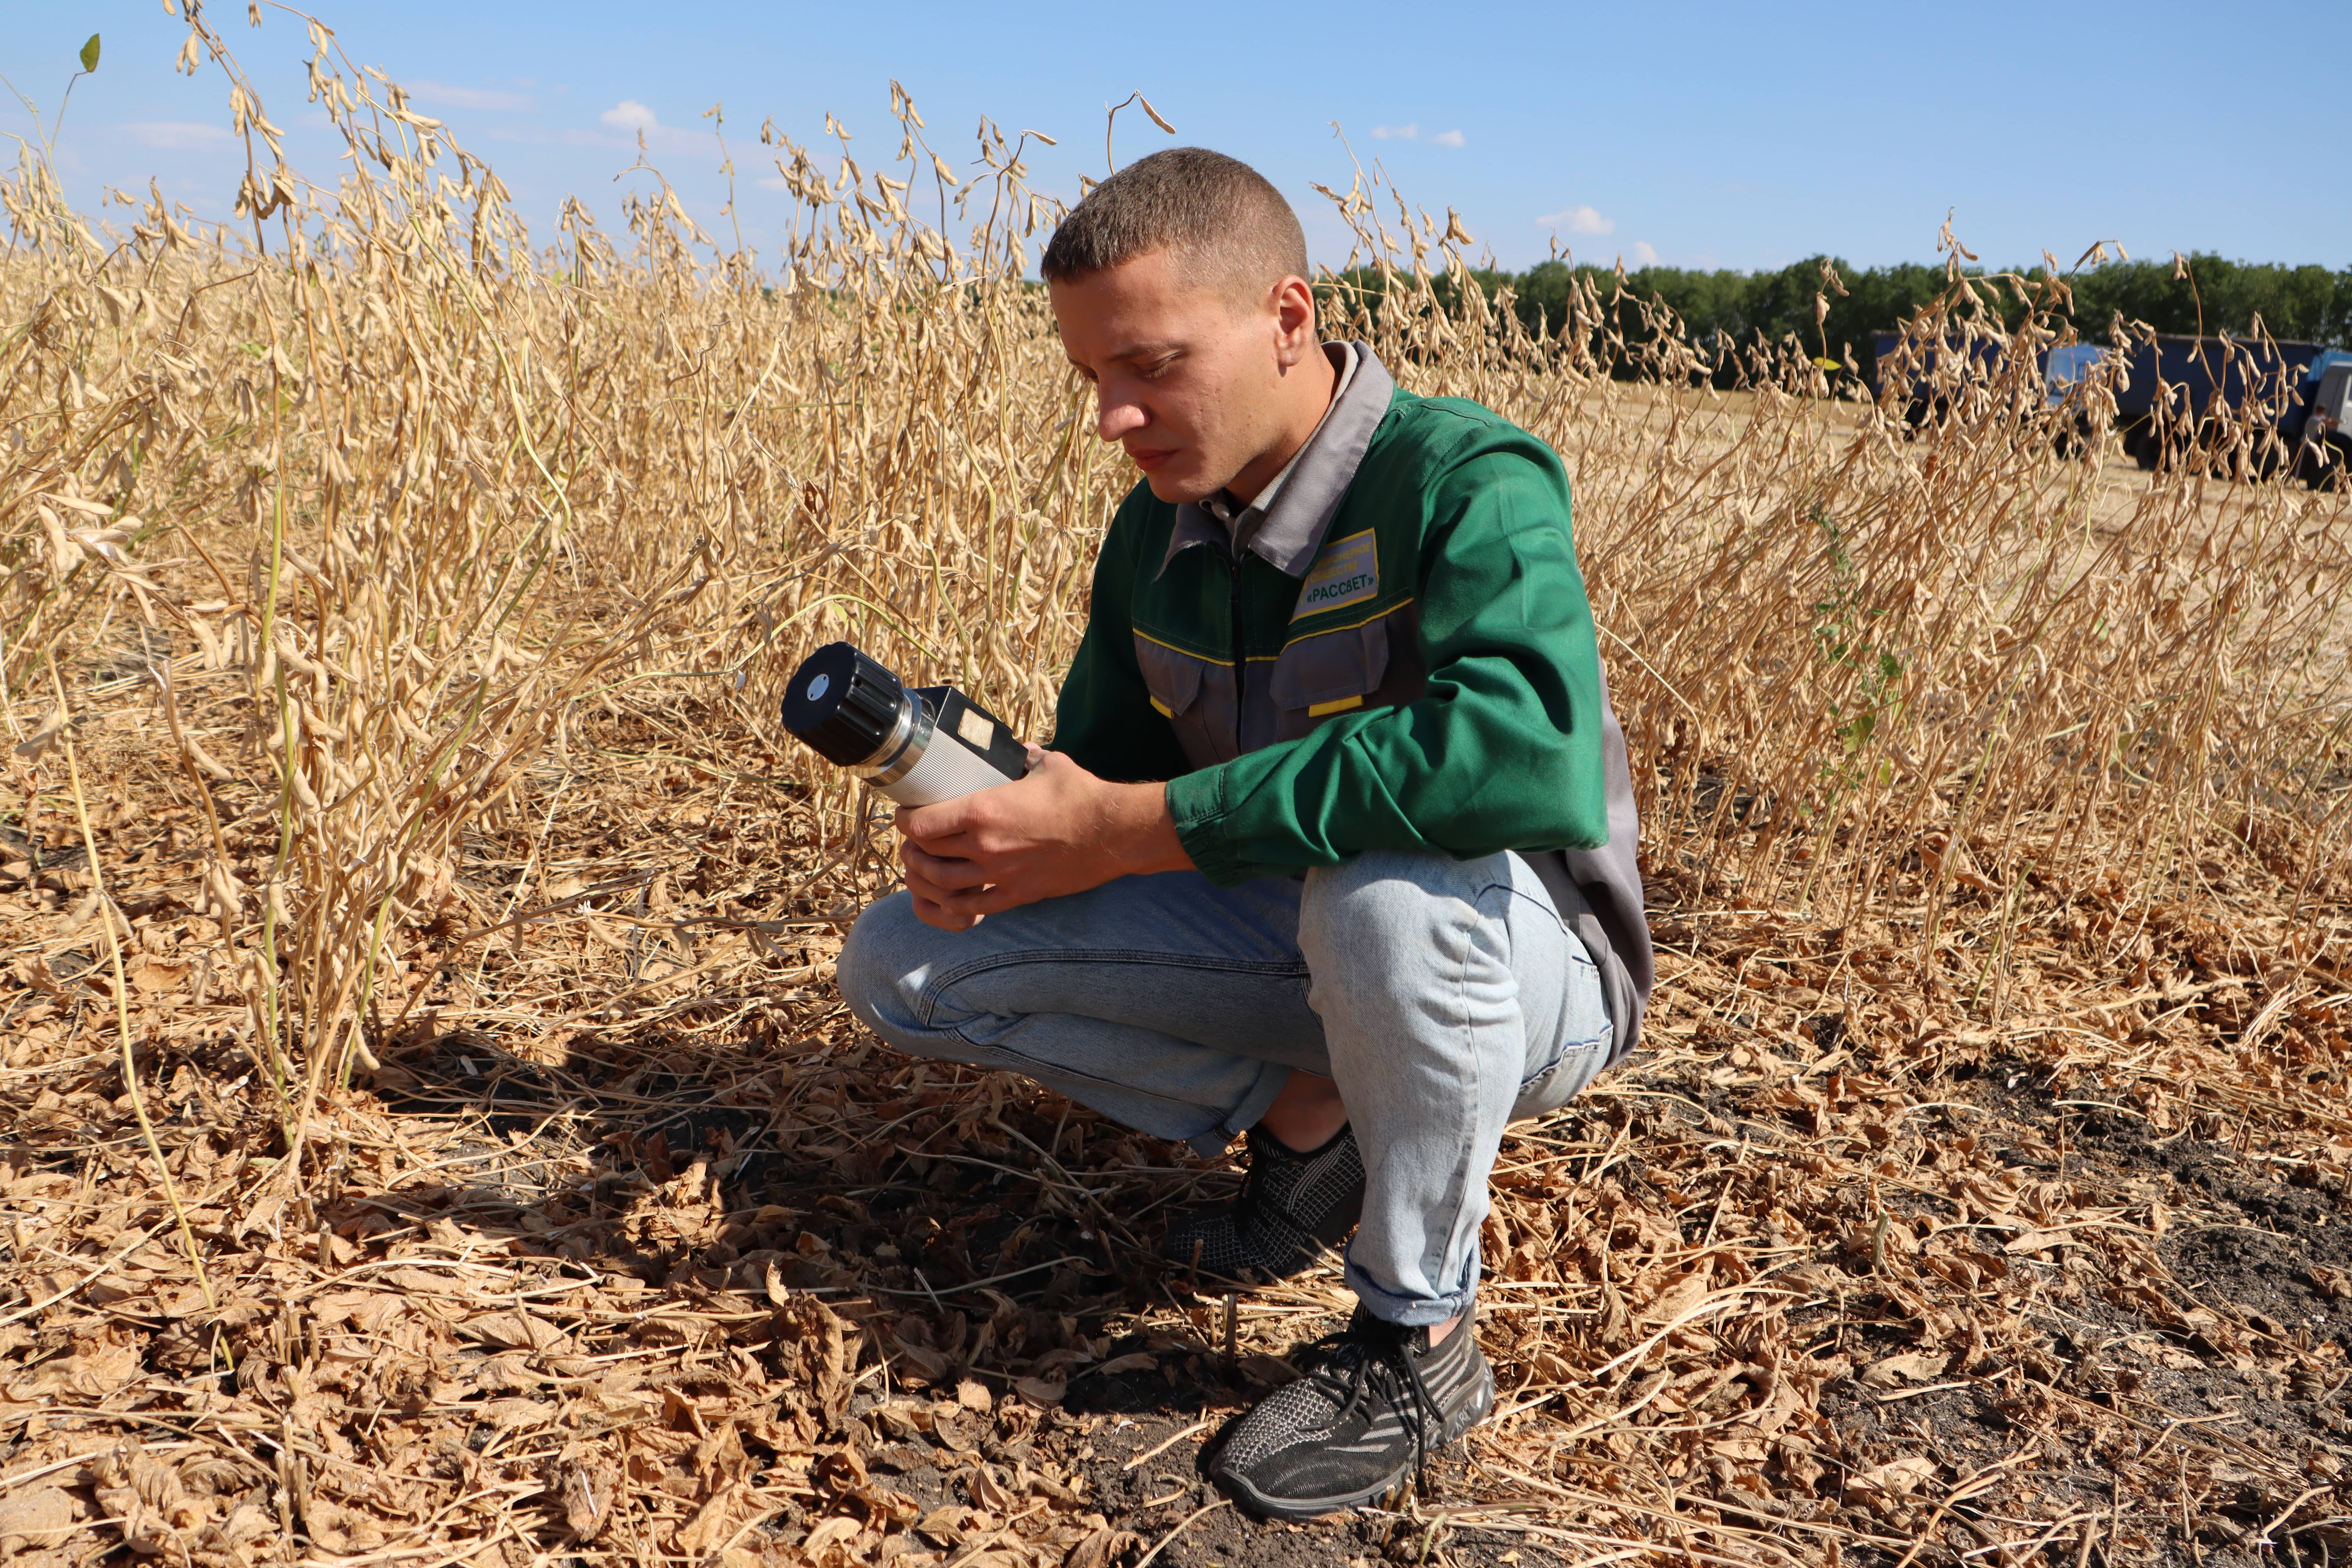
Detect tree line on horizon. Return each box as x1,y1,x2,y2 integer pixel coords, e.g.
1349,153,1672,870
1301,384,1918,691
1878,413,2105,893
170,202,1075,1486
1335,253,2352,370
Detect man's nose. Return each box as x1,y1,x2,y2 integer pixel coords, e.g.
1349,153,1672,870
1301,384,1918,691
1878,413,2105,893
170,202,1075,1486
1097,394,1147,443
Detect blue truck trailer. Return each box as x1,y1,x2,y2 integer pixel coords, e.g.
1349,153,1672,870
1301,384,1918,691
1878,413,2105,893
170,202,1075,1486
2093,335,2339,479
1870,329,2352,486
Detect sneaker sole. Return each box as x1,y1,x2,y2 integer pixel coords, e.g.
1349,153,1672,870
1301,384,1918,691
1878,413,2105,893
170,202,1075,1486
1211,1360,1496,1522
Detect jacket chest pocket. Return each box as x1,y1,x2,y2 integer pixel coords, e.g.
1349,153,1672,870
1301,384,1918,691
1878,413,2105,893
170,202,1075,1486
1270,617,1391,737
1134,635,1239,769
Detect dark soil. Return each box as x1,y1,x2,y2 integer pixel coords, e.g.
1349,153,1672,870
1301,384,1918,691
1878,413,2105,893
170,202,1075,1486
1797,1063,2352,1566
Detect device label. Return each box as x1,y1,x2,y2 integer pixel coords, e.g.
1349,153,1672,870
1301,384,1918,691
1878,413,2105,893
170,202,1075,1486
957,706,996,751
1293,530,1377,618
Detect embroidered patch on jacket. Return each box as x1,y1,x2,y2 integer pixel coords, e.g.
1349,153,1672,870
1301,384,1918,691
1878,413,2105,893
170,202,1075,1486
1292,530,1378,619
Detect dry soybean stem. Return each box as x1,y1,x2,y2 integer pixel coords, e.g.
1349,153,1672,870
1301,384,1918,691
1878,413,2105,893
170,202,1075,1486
1130,1498,1228,1568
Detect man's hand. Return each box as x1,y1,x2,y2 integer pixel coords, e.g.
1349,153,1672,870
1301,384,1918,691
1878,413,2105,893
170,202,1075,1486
897,750,1191,931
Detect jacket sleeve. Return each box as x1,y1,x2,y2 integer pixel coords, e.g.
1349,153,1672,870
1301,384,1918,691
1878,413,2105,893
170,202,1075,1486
1163,436,1610,885
1047,495,1195,784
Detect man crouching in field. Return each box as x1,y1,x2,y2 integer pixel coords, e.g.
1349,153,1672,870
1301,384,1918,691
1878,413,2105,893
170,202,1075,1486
835,148,1652,1520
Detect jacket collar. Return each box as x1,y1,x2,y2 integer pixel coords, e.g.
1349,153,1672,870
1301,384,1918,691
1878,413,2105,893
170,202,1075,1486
1158,341,1396,581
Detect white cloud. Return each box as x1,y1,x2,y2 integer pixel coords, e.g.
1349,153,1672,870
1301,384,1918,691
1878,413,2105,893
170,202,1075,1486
1368,123,1465,148
409,80,535,112
1538,204,1613,237
579,99,713,156
118,122,230,149
1630,240,1659,266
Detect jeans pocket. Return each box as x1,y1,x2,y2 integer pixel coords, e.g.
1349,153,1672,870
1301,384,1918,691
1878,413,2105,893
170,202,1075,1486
1509,1039,1607,1123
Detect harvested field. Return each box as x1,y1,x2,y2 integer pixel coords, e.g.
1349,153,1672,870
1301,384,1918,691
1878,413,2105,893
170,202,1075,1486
3,11,2350,1568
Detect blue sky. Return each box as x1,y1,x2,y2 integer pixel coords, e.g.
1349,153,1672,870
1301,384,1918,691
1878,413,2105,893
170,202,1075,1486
6,0,2344,277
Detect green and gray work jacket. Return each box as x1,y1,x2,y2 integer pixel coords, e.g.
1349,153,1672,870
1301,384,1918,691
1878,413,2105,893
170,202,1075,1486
1051,343,1653,1067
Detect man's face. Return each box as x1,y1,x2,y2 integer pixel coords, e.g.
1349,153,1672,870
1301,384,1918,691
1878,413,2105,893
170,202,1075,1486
1050,249,1299,504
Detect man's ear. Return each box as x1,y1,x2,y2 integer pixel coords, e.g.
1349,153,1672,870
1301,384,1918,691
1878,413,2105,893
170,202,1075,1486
1271,274,1317,367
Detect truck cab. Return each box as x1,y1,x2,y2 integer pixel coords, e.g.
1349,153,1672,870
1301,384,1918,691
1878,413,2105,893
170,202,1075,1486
2298,358,2352,489
2044,344,2107,408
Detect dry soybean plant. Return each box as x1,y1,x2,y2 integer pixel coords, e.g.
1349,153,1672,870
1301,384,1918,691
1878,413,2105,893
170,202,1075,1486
6,9,2343,1110
2,5,1106,1142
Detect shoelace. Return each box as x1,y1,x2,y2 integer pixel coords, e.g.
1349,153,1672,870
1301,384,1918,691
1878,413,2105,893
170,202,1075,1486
1302,1314,1443,1472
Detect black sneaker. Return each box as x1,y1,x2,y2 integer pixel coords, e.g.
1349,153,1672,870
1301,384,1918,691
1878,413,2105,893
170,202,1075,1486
1207,1307,1494,1520
1162,1124,1365,1283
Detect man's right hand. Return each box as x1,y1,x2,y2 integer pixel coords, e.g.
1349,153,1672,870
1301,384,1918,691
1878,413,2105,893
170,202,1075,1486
896,749,1192,931
900,844,990,932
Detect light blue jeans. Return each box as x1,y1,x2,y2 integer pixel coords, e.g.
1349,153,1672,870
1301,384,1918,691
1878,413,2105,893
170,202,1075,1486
835,849,1613,1327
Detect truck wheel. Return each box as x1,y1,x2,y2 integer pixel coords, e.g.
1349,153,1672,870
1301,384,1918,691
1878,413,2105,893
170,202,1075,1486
2196,421,2241,481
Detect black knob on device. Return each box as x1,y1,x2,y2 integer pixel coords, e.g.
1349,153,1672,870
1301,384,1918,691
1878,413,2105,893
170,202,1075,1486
781,642,908,766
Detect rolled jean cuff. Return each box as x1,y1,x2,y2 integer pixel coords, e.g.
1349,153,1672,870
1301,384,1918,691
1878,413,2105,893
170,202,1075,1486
1344,1259,1479,1328
1191,1060,1293,1158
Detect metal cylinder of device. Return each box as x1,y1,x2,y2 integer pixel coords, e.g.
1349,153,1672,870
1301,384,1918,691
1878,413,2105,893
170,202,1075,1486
779,641,1027,806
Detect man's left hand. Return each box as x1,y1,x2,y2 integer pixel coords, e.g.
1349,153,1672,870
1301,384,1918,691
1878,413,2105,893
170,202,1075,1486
896,750,1192,930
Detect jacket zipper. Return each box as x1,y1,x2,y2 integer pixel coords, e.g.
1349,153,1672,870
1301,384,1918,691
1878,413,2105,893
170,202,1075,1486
1227,544,1246,756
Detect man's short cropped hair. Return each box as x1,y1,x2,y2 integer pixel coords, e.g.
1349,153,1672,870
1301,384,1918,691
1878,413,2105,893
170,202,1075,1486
1040,148,1310,307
